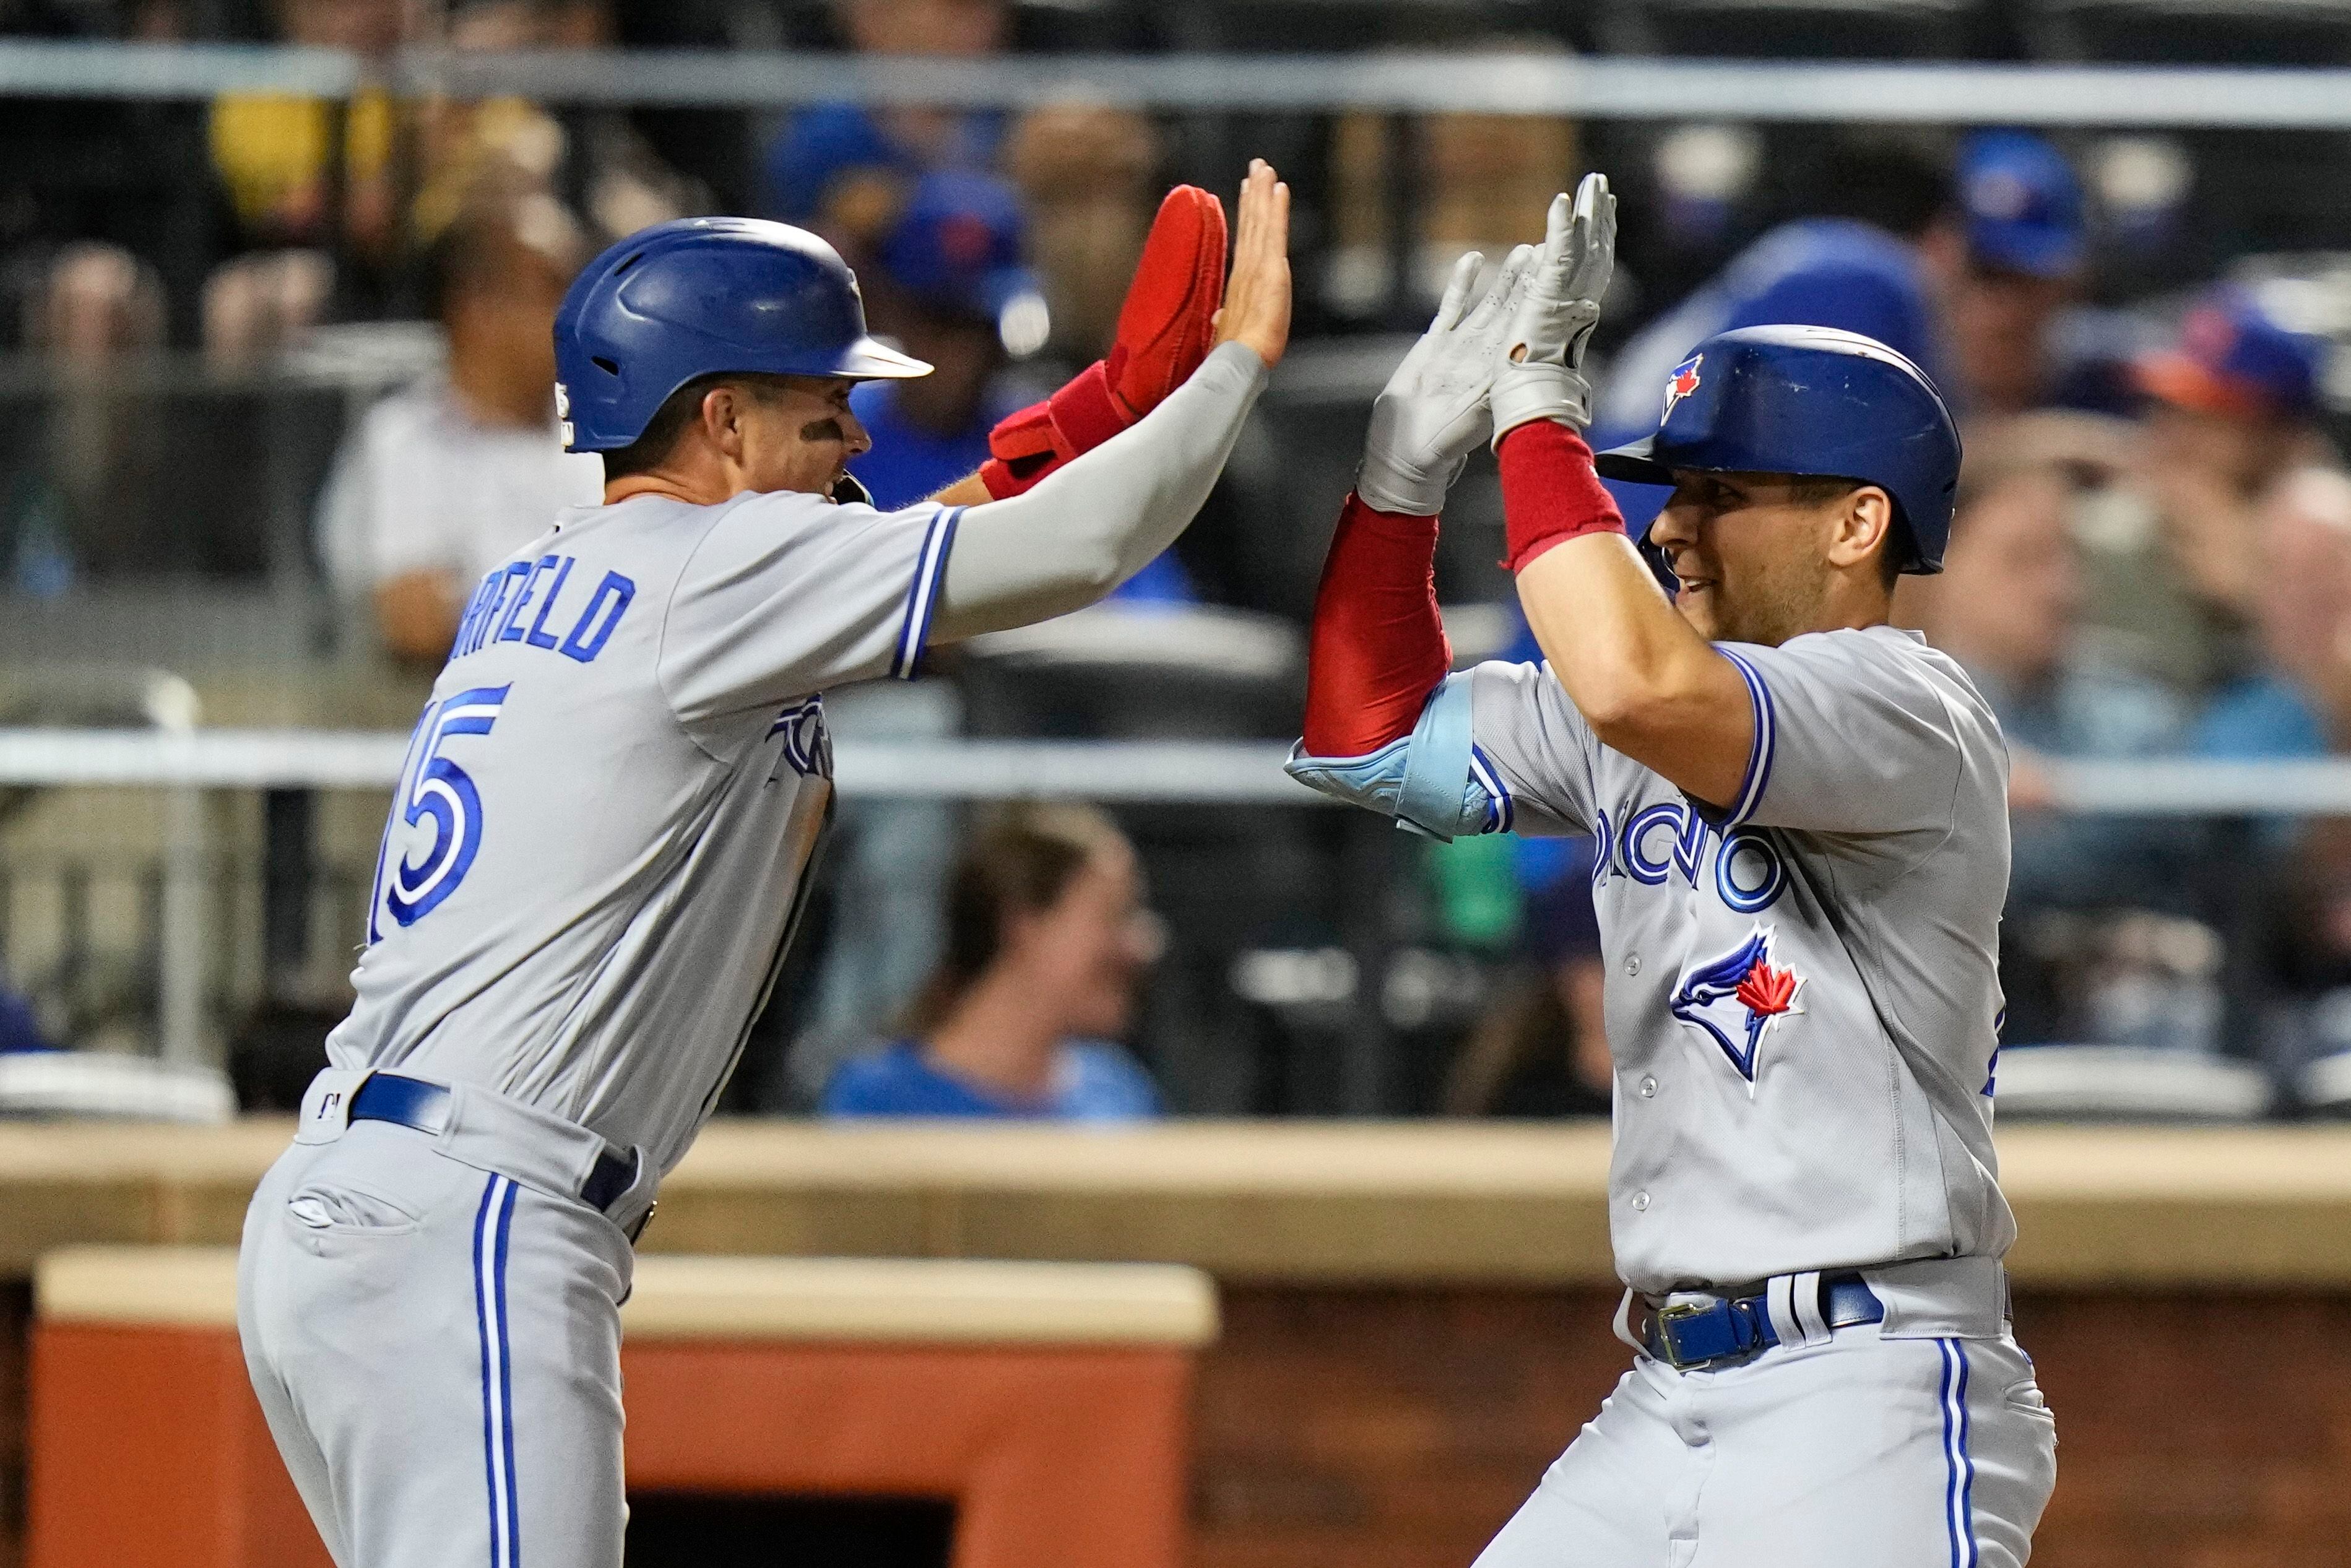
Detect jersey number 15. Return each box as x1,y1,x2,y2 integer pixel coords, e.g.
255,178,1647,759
370,685,511,938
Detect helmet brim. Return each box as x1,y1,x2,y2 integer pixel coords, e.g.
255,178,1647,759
1593,435,1678,488
1596,433,1945,577
838,336,935,380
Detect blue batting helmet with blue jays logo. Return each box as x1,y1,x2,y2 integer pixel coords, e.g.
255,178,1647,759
1595,324,1962,574
553,217,932,454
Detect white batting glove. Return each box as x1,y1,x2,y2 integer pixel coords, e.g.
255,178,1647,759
1491,173,1617,446
1355,244,1535,516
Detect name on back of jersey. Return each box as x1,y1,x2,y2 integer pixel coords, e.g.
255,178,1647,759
449,552,637,665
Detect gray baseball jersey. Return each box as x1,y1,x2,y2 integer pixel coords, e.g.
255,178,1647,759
1292,623,2014,1294
245,344,1270,1568
332,487,962,1176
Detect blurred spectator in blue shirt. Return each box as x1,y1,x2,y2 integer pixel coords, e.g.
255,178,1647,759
2192,466,2351,760
823,803,1165,1120
2194,468,2351,1105
1913,443,2184,914
1596,132,2096,541
1910,440,2195,1046
850,172,1194,603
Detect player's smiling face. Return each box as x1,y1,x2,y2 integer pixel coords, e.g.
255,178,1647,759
735,375,873,498
1648,470,1890,646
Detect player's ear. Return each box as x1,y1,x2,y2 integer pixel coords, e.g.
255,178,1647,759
700,384,748,460
1825,486,1895,575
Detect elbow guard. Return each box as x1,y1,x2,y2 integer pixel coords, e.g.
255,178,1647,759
1284,674,1500,841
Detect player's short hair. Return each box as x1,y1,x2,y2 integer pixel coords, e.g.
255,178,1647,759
599,373,792,482
903,803,1130,1033
1781,474,1910,587
1785,474,1864,508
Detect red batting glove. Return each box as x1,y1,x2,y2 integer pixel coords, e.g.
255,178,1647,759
979,185,1229,499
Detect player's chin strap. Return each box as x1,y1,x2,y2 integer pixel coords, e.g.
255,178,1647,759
829,472,874,506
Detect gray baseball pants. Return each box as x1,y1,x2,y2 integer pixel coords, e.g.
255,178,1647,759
1472,1262,2058,1568
237,1070,657,1568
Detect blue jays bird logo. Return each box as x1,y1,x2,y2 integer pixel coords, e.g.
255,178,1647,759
1669,924,1804,1083
1662,353,1704,422
766,696,832,782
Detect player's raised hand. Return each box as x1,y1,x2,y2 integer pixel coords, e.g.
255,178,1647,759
1211,160,1292,368
1491,171,1617,445
1356,244,1536,515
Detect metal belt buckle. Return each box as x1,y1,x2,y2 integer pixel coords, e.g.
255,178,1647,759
1655,1301,1708,1369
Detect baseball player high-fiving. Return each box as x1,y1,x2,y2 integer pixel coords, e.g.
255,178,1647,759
1289,175,2057,1564
238,163,1291,1567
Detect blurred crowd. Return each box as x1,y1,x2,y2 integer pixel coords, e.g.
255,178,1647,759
6,0,2351,1119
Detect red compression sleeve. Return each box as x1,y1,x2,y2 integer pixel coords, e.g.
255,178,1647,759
1301,493,1453,757
1498,420,1626,574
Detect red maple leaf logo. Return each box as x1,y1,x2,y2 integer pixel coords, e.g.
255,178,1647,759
1663,354,1704,421
1734,960,1799,1017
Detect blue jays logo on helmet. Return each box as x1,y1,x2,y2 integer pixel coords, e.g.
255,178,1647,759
552,217,932,454
1669,924,1805,1083
1595,324,1962,574
1662,353,1703,423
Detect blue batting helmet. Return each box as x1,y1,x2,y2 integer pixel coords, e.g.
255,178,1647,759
553,217,932,453
1595,324,1962,574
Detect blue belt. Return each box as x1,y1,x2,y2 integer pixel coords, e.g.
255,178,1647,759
349,1072,641,1216
1634,1271,1885,1371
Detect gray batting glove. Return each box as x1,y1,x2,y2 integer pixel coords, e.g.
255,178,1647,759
1355,245,1535,516
1490,173,1617,447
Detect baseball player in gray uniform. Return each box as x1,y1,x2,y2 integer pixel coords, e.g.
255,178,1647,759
238,163,1291,1567
1288,175,2057,1564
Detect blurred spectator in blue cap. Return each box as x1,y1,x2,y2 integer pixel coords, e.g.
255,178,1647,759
1596,138,1949,452
763,1,1162,362
847,171,1044,510
762,0,1010,246
2136,285,2326,430
1944,129,2115,419
2071,284,2337,698
852,172,1193,603
1956,131,2087,282
1593,131,2095,542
